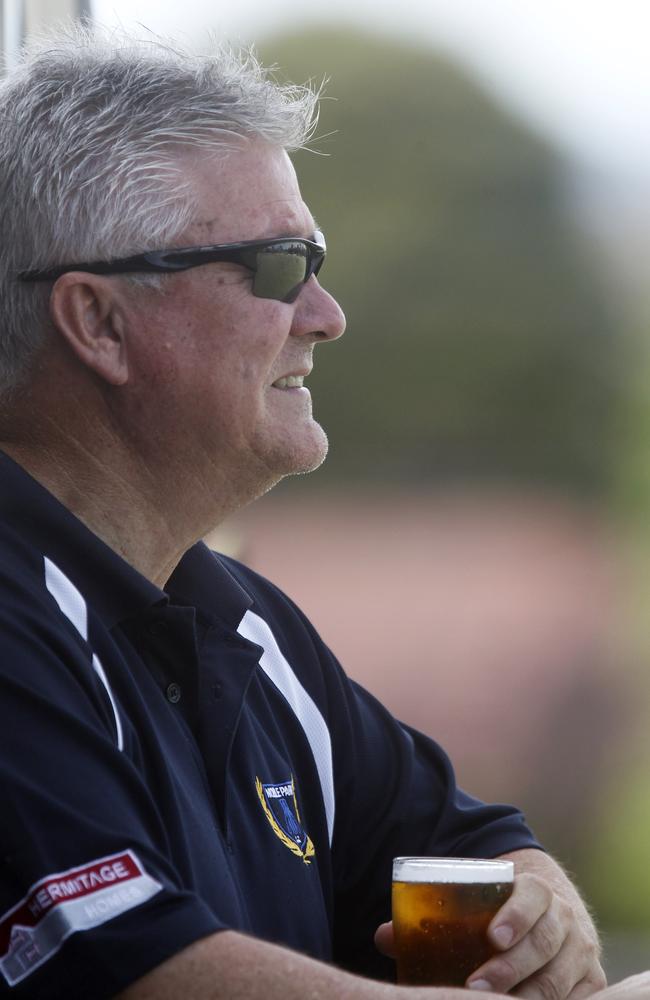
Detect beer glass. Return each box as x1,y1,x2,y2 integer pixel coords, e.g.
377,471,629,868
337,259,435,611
392,857,514,986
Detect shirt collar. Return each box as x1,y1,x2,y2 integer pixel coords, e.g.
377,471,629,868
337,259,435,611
166,541,253,629
0,451,252,630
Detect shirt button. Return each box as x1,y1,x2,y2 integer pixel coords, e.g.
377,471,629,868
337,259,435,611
165,682,182,704
211,683,223,701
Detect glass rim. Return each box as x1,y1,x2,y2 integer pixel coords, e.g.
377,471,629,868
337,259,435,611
393,856,514,884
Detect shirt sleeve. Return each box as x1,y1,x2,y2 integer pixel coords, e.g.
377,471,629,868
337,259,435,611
328,678,543,978
0,599,222,1000
229,563,543,982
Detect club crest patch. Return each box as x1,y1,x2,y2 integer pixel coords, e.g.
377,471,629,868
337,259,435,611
256,776,315,864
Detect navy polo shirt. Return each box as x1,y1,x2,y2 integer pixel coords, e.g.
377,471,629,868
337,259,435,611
0,452,542,998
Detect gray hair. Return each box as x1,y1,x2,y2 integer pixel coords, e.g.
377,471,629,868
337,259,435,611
0,23,319,394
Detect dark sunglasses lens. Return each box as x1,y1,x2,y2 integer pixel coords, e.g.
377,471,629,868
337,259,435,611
282,249,325,302
252,246,307,302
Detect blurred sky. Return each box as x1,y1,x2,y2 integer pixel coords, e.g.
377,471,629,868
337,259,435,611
91,0,650,180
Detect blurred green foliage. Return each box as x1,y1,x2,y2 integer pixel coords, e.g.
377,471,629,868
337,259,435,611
613,317,650,517
261,29,627,493
586,755,650,928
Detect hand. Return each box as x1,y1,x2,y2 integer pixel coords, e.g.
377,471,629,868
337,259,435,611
592,974,650,1000
466,871,605,999
375,872,606,999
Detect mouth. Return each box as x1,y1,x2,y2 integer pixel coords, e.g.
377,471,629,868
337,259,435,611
272,373,309,390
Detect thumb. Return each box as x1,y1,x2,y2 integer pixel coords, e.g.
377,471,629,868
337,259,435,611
374,921,396,958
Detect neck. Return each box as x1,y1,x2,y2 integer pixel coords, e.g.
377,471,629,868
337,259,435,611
0,375,260,585
0,358,272,586
2,435,203,587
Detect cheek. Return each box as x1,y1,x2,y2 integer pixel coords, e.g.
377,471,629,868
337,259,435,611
230,328,287,387
155,340,190,383
131,288,287,395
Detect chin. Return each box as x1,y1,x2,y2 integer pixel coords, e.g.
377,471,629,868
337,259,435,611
297,422,330,472
269,423,330,478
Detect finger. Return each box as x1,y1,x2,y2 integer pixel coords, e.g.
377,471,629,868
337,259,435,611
509,946,586,1000
374,921,396,958
562,972,609,1000
488,874,555,951
512,961,607,1000
467,905,568,994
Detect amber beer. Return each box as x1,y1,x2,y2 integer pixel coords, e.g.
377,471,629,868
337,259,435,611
392,857,514,986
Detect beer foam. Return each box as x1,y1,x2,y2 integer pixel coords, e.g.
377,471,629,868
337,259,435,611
393,857,514,884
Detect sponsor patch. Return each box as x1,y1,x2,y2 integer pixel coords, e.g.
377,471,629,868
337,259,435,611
256,775,315,865
0,850,162,986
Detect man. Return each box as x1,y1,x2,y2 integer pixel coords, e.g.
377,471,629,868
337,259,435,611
0,23,621,999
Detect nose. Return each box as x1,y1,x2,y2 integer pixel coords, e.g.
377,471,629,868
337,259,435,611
290,277,346,342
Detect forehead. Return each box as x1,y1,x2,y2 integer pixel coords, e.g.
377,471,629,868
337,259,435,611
181,140,314,244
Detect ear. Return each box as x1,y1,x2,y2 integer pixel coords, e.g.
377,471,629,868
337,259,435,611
48,273,130,386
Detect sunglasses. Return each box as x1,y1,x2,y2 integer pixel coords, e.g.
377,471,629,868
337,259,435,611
18,231,327,304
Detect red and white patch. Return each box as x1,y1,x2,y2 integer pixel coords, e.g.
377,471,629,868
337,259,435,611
0,850,162,986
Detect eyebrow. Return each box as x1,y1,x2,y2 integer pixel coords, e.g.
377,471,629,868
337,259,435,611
267,215,321,241
187,219,321,243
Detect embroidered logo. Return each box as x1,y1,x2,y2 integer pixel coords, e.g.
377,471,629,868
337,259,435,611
256,776,315,864
0,850,162,986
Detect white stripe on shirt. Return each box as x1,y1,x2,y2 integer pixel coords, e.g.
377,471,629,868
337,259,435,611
237,609,335,844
